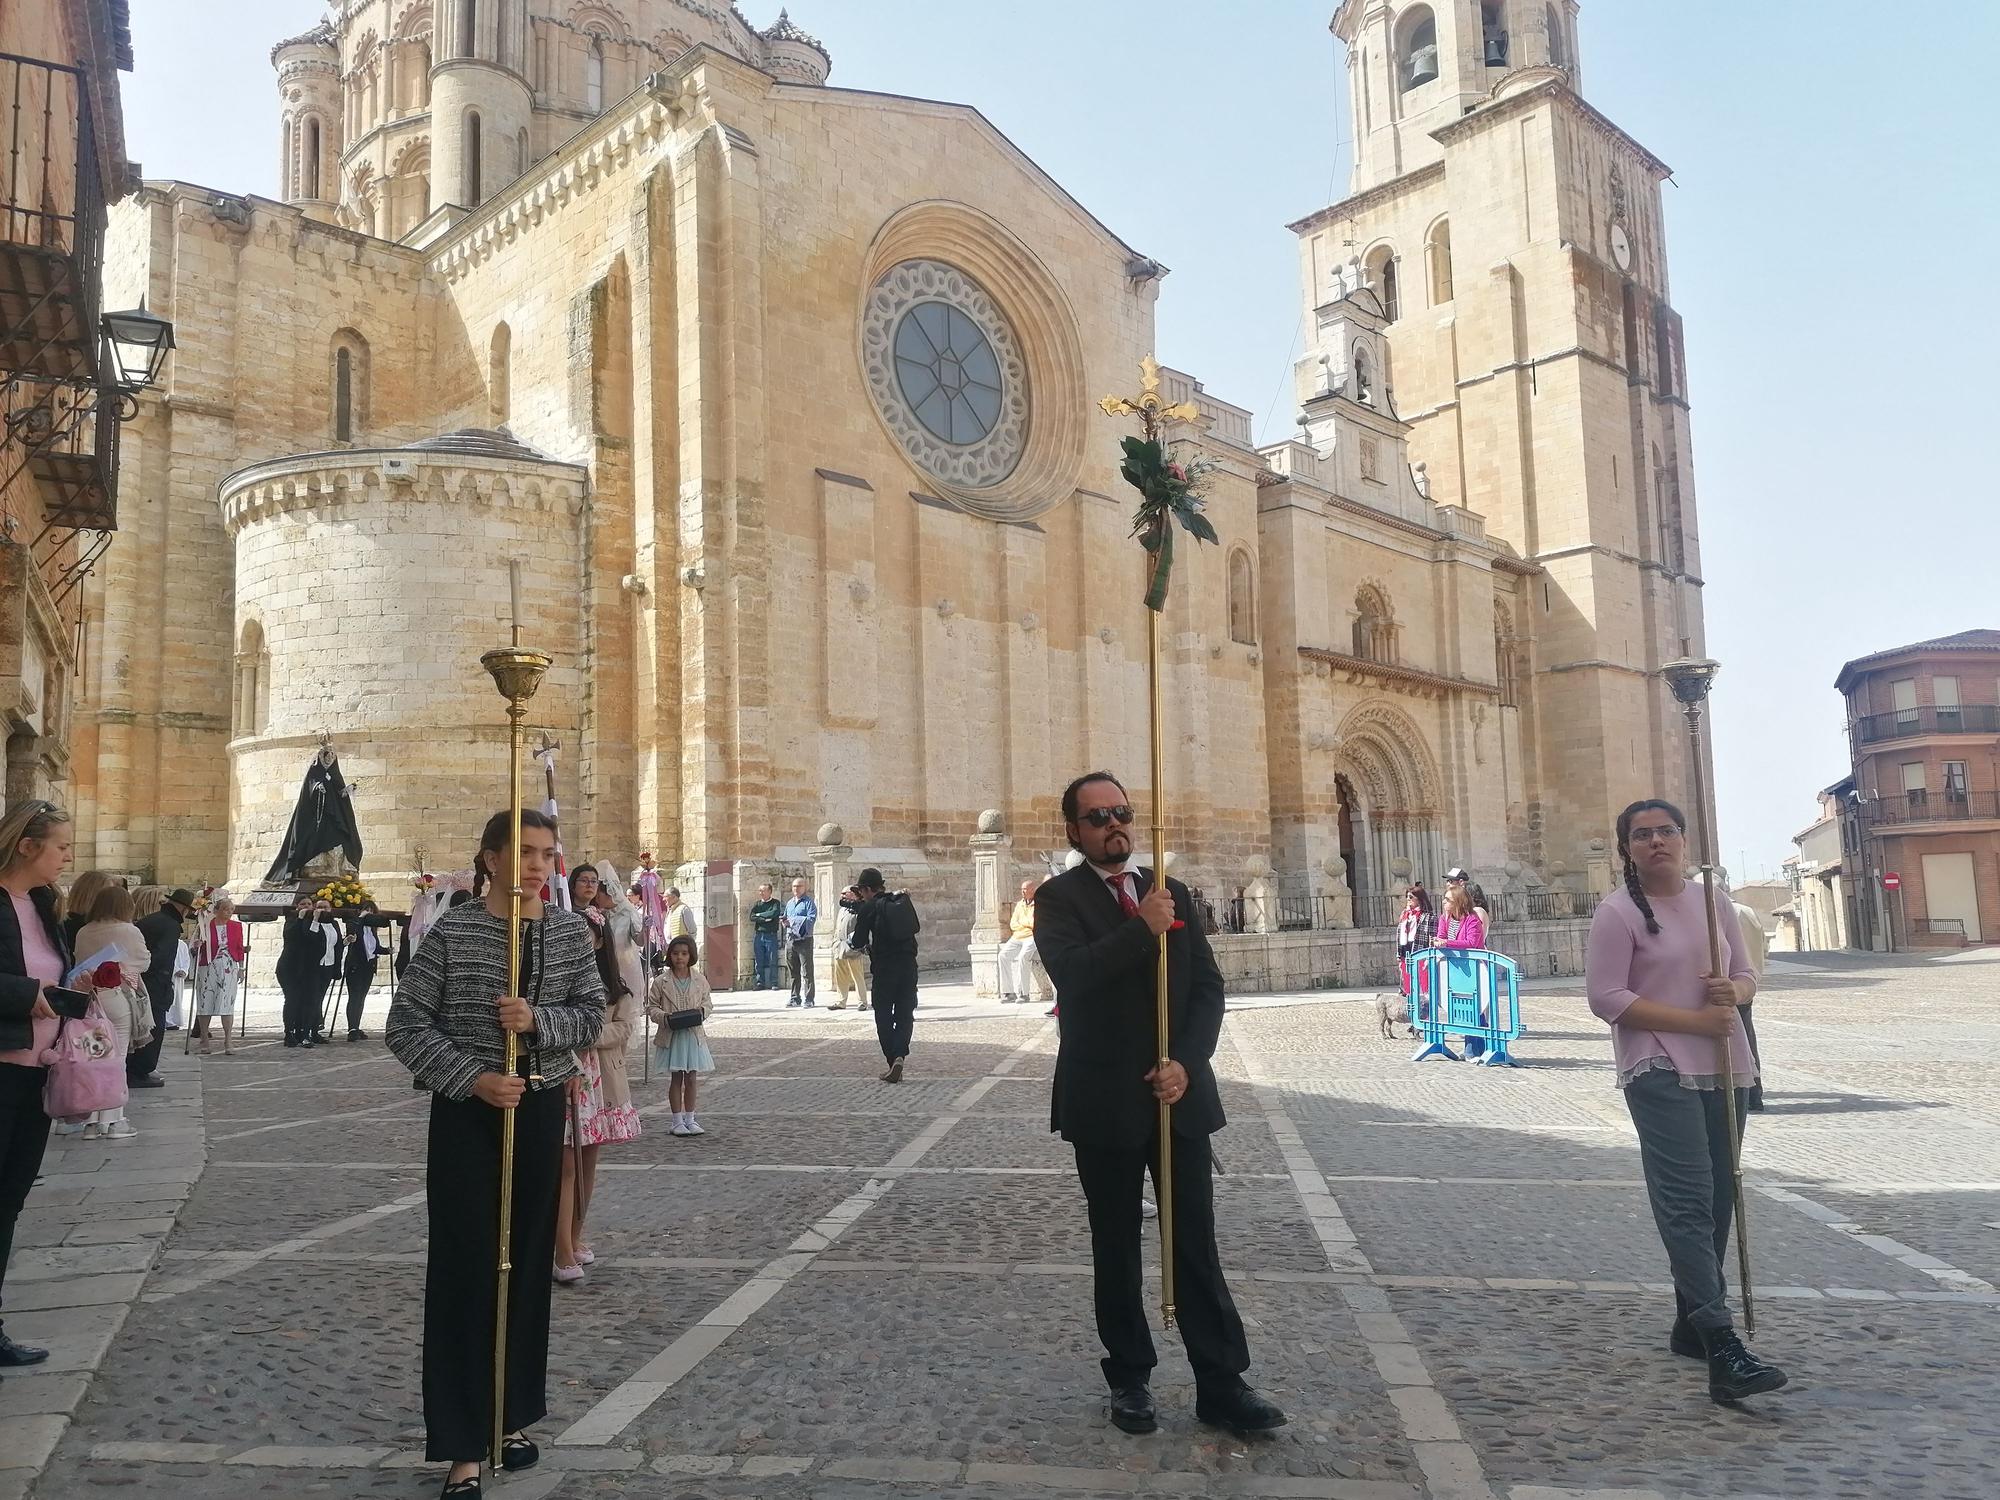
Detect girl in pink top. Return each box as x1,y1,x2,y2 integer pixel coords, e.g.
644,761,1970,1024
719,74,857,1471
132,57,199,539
0,798,75,1370
1586,798,1785,1405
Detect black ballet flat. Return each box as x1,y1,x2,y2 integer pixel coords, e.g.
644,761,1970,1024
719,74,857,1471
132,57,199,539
500,1433,539,1471
440,1475,480,1497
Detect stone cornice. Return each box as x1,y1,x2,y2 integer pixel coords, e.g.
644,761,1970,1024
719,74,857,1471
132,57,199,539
1287,161,1446,237
220,449,588,536
1431,77,1672,180
1299,645,1498,702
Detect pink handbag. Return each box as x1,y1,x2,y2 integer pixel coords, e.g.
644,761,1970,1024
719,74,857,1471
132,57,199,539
40,1002,129,1122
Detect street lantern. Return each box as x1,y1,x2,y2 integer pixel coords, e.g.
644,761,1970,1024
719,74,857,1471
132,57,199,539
100,303,176,392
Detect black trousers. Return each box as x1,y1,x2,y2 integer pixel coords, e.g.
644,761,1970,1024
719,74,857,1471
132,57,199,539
871,955,918,1062
126,981,171,1079
0,1062,52,1338
423,1085,565,1461
278,968,316,1038
1073,1129,1250,1392
345,960,378,1031
786,938,816,1001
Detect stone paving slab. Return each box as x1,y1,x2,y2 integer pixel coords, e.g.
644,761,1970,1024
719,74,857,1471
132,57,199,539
25,955,2000,1499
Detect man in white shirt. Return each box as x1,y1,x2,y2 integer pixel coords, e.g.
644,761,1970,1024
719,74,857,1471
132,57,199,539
343,899,387,1041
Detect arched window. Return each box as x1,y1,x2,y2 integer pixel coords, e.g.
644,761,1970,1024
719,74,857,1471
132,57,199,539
489,322,511,426
1620,281,1640,373
1352,344,1374,405
303,117,322,200
464,109,482,204
334,348,354,441
282,118,294,197
1482,1,1510,66
1353,586,1396,664
1426,219,1453,303
1494,604,1519,709
1364,245,1399,321
1653,305,1676,396
1228,549,1256,645
1398,7,1439,90
459,0,477,58
331,330,370,443
1546,3,1567,69
517,128,531,176
585,34,606,110
236,620,269,736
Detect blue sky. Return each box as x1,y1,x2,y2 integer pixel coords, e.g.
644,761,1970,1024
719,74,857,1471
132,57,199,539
123,2,2000,881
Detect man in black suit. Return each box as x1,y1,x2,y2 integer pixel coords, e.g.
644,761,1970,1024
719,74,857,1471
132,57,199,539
129,888,194,1088
1034,770,1284,1439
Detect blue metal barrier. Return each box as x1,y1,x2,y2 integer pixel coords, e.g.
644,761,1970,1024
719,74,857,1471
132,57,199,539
1409,947,1522,1067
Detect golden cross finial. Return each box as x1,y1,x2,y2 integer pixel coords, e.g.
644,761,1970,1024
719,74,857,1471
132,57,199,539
1099,355,1201,442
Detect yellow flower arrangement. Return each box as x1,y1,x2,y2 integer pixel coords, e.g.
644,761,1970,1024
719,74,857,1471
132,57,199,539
314,877,375,908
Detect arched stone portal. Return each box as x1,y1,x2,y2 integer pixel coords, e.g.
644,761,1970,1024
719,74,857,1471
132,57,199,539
1328,699,1445,919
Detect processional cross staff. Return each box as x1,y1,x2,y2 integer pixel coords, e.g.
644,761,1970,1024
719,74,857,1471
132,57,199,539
1099,356,1218,1327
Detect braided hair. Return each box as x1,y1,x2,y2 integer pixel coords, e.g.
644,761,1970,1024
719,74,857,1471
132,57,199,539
1615,798,1686,936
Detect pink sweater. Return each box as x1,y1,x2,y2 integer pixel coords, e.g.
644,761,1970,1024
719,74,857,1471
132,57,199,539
1438,909,1487,949
1587,882,1757,1089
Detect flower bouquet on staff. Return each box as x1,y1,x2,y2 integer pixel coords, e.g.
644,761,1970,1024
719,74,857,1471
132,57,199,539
1119,434,1220,612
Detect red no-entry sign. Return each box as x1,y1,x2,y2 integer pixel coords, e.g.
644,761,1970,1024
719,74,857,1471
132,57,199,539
1883,872,1902,891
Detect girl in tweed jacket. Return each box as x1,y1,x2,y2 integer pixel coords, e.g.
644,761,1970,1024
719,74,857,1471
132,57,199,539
386,810,604,1496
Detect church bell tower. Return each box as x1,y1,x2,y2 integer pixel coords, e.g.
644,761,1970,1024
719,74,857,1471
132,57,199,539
1297,0,1705,880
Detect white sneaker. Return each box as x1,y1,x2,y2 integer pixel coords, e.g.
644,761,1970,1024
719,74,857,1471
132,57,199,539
683,1116,705,1135
103,1121,139,1141
670,1117,690,1136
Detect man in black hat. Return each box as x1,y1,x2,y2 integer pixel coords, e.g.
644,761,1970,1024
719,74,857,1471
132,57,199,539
1033,770,1285,1439
129,889,195,1087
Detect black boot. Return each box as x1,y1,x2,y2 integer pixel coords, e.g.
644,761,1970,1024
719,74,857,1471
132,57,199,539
1700,1326,1787,1403
1669,1291,1702,1359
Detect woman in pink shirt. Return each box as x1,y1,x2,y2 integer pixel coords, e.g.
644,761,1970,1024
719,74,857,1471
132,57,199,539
0,798,75,1370
1586,798,1785,1405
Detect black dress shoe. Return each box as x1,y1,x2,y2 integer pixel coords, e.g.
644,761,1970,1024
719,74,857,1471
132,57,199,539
1701,1328,1787,1403
1107,1384,1156,1434
439,1474,481,1498
1196,1381,1287,1436
0,1334,50,1367
500,1433,538,1470
284,1035,300,1048
348,1029,368,1042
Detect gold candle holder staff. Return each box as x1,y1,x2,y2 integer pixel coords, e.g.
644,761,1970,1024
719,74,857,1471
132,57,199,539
480,559,552,1468
1662,655,1756,1336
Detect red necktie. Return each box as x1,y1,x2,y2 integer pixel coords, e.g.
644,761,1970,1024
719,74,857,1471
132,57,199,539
1109,874,1139,918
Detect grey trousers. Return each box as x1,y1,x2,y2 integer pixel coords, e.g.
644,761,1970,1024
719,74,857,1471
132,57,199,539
1623,1067,1749,1332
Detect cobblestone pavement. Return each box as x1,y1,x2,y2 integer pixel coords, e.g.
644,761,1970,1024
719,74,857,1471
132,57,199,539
20,950,2000,1499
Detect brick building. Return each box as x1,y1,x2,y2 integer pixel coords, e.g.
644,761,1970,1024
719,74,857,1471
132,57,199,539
1,0,139,816
1834,629,2000,947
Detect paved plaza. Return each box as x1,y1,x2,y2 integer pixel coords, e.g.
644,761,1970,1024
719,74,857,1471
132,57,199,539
7,949,1999,1499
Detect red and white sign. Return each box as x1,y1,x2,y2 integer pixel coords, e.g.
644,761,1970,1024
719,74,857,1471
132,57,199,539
1882,872,1902,891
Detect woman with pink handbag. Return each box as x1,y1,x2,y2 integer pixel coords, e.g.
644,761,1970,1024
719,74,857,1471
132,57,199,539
0,798,76,1371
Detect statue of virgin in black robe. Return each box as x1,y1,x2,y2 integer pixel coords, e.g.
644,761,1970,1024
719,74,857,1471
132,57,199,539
264,747,365,883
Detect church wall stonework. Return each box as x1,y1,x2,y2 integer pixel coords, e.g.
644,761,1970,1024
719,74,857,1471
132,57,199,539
71,6,1706,953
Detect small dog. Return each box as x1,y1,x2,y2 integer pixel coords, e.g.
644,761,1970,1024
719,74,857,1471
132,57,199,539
1375,992,1415,1039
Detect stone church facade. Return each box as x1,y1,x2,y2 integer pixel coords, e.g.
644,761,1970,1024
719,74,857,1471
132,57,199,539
70,0,1707,967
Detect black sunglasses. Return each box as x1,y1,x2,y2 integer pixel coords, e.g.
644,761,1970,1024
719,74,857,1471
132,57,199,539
1080,805,1136,829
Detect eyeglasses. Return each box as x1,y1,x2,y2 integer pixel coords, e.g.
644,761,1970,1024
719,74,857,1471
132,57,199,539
1628,825,1683,844
1080,805,1136,829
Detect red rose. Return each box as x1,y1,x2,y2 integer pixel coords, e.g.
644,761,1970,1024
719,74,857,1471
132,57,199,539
93,961,122,988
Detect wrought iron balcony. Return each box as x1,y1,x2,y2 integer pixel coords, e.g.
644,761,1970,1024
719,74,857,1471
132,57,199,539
1852,704,2000,743
1862,790,2000,828
1,52,104,386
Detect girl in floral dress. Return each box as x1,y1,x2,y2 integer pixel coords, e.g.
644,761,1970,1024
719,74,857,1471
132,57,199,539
553,926,642,1283
647,936,713,1137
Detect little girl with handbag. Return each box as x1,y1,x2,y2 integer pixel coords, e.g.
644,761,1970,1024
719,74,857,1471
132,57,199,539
645,934,713,1138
